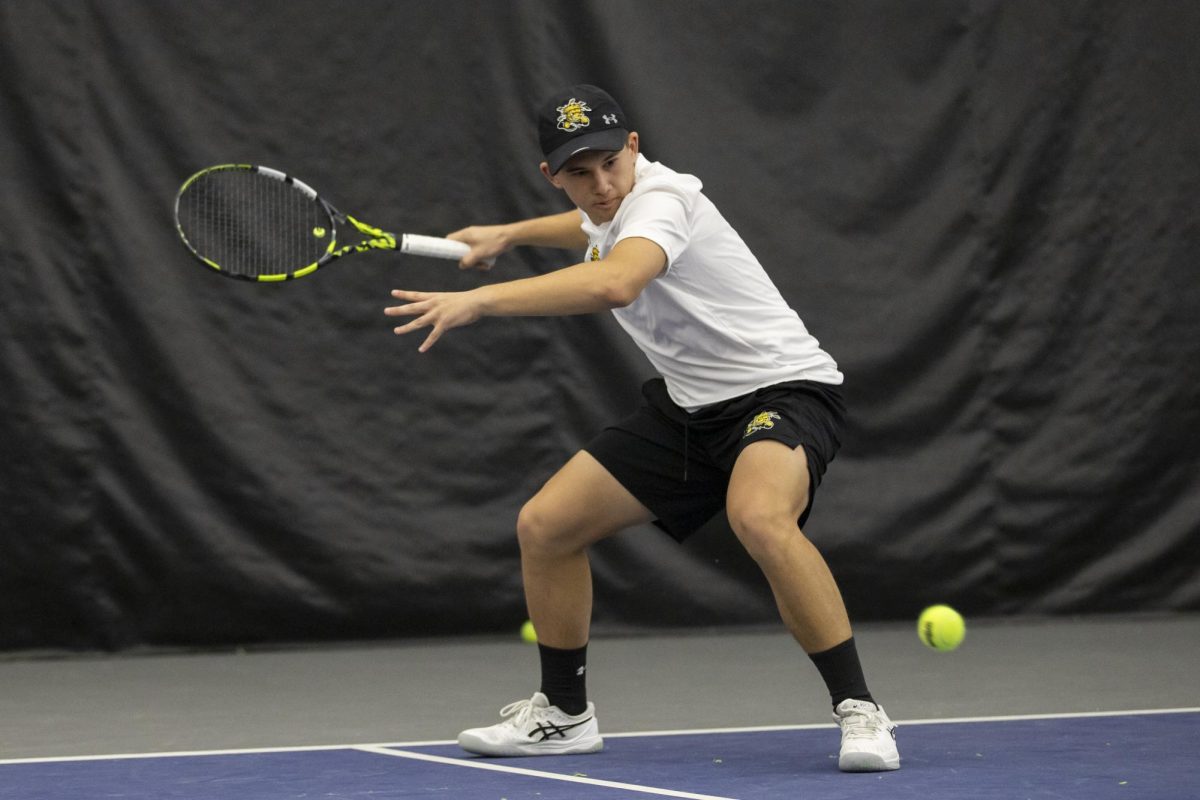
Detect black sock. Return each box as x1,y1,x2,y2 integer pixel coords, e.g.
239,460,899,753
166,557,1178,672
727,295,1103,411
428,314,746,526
538,642,589,716
809,636,875,708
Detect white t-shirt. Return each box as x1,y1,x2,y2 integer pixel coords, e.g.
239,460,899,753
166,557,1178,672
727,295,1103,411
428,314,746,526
578,154,843,411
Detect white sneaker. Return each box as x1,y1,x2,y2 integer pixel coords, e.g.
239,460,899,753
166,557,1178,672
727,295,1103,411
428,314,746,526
457,692,603,757
834,699,900,771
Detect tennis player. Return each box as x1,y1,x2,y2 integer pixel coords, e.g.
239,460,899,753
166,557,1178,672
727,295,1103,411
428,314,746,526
384,84,900,772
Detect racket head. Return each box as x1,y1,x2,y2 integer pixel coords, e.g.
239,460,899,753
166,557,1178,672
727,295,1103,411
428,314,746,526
174,164,338,282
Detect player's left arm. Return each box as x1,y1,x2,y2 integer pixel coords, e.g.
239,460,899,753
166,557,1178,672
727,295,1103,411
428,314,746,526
385,237,666,352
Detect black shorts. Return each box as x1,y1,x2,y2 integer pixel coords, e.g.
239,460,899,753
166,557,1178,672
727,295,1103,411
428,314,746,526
583,378,845,542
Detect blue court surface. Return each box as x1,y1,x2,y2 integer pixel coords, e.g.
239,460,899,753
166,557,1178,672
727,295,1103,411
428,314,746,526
2,709,1195,799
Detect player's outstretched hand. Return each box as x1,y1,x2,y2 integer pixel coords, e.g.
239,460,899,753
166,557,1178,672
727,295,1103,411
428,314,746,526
385,289,484,353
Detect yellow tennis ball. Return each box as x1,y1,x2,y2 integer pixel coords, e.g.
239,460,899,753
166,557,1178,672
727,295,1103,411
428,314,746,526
312,226,327,238
520,619,537,644
918,604,965,651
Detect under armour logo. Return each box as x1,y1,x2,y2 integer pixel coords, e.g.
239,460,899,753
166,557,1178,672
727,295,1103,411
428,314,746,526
602,114,618,125
576,666,587,676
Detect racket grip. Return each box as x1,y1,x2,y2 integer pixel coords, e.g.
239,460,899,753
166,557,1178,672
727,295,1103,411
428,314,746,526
400,234,470,261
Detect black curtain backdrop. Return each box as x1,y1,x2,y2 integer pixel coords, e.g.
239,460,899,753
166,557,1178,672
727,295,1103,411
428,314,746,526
1,0,1197,650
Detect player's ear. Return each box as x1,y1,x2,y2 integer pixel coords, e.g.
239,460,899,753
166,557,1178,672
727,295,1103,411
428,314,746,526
627,131,639,156
539,162,562,188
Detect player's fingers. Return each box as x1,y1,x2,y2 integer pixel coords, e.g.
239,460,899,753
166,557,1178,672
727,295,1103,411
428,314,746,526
418,326,443,352
458,248,496,271
390,289,429,301
392,311,435,335
385,292,436,316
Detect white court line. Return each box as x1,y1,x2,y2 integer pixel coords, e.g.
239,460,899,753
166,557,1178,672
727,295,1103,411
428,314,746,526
357,745,736,800
1,706,1195,766
602,705,1200,739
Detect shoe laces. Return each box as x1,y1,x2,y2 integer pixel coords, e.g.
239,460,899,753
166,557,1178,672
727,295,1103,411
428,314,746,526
839,704,887,739
498,698,538,728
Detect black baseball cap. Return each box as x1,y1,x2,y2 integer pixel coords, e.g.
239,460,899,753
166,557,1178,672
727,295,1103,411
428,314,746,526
538,84,630,174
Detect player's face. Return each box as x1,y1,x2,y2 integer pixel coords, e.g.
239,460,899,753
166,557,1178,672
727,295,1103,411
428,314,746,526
542,132,639,225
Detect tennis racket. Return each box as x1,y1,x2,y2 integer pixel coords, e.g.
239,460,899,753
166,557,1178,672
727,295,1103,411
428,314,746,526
174,164,470,282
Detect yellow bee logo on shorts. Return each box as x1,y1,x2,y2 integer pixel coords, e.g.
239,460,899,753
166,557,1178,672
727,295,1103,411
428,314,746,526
744,410,782,437
557,98,592,132
589,244,600,262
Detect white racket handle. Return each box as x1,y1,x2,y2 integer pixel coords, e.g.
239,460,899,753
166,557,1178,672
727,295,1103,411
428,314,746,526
400,234,470,261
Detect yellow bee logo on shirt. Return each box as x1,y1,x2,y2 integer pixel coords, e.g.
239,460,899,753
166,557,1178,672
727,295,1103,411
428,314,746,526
557,99,592,132
744,411,782,437
589,245,600,262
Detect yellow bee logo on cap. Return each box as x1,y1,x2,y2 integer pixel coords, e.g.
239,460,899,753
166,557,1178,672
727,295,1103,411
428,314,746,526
557,98,592,132
744,411,781,437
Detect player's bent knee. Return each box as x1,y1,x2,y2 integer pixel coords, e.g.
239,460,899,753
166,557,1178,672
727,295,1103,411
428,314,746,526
515,501,551,553
727,505,802,563
516,499,579,558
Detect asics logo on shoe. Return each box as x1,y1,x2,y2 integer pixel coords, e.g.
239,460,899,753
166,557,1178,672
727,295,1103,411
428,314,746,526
529,718,593,742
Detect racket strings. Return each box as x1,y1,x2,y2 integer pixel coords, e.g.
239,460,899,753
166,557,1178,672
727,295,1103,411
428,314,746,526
177,169,330,279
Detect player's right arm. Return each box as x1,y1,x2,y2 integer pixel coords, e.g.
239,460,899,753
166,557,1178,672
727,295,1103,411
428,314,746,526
447,210,588,270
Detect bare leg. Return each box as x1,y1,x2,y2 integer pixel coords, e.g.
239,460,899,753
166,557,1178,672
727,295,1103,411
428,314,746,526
725,440,851,653
516,451,654,649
